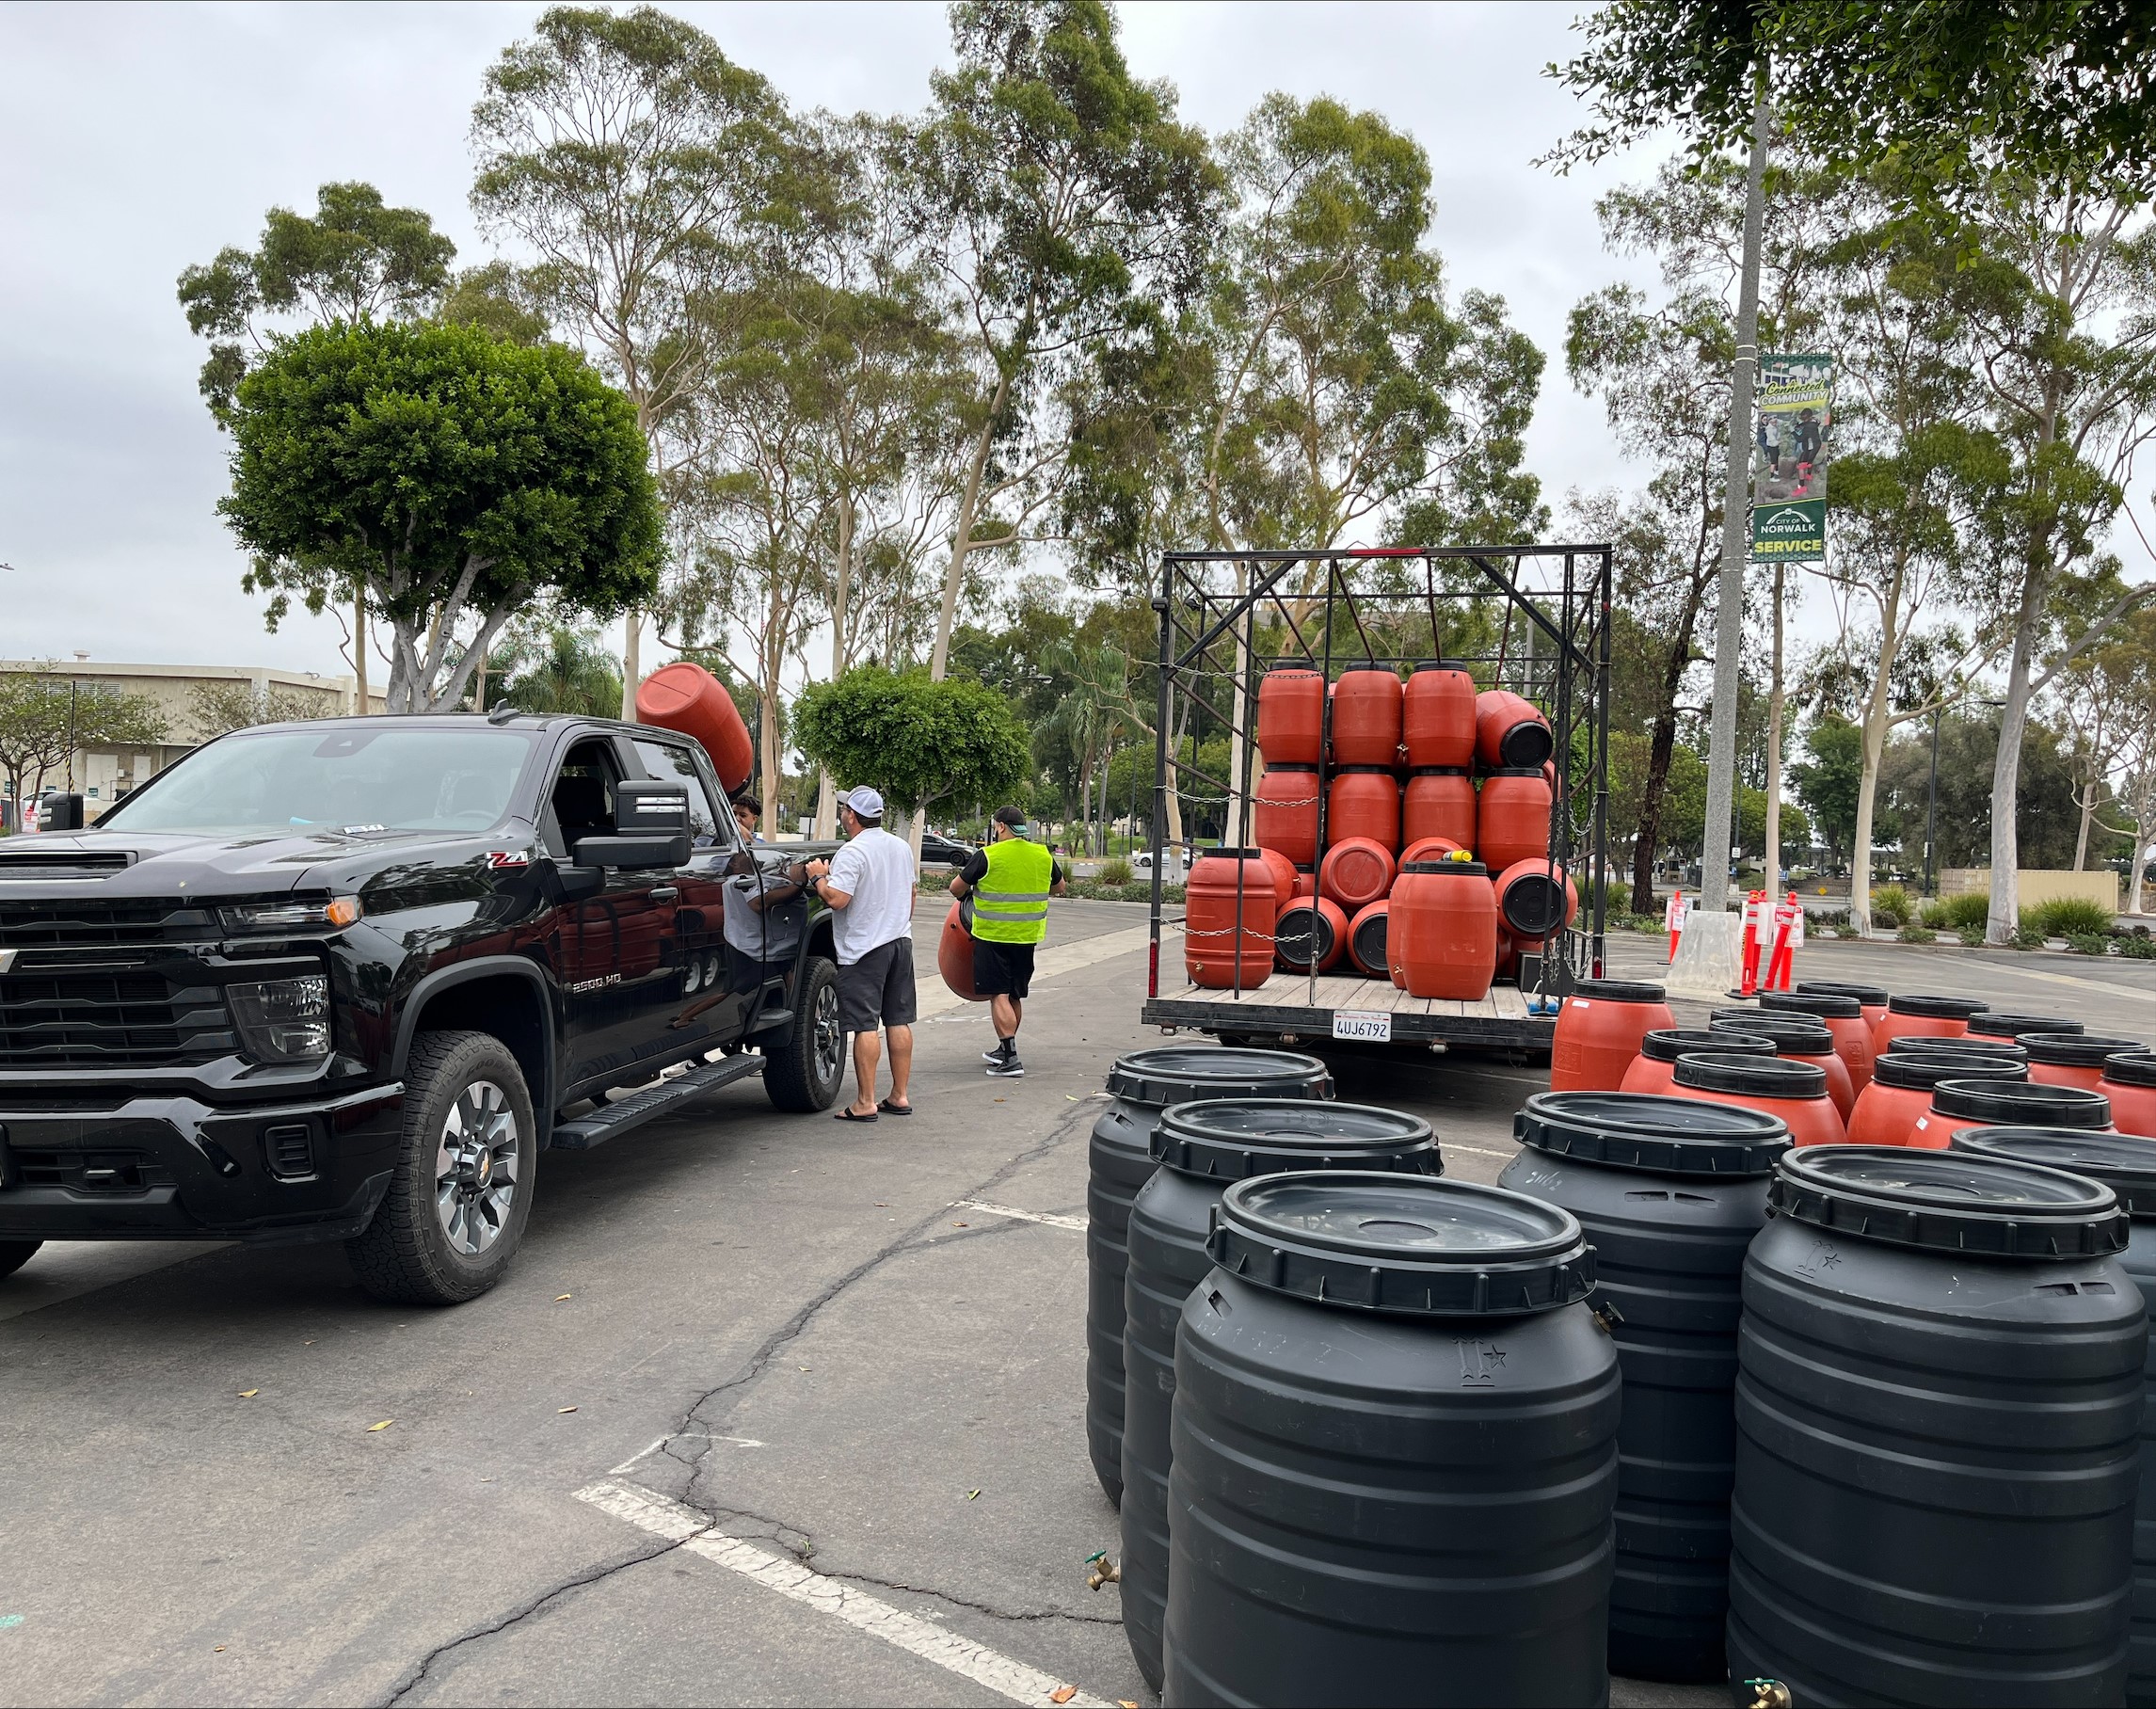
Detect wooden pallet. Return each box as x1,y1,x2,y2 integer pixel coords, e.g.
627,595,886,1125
1158,974,1533,1021
1142,971,1549,1046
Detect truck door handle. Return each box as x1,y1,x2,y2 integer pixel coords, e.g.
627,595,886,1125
650,885,679,902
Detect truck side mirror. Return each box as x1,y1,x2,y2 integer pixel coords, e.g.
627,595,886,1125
572,780,692,871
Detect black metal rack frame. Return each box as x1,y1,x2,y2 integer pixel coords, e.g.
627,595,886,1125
1144,544,1615,1014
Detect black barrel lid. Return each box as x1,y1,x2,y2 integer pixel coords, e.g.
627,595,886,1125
1885,993,1989,1020
2023,1032,2148,1068
1105,1046,1333,1110
1271,901,1338,969
1412,659,1468,675
1967,1012,2085,1041
1496,864,1570,934
1265,762,1318,775
1332,764,1396,776
1951,1128,2156,1218
1349,904,1388,966
1407,765,1472,776
1768,1145,2127,1259
1761,990,1863,1021
1573,978,1668,1003
1209,1173,1594,1317
1265,662,1320,677
1799,980,1890,1006
1399,859,1489,878
1642,1027,1774,1063
1931,1078,2113,1128
1883,1035,2027,1064
1710,1009,1835,1052
1486,765,1552,779
1672,1052,1829,1100
1515,1091,1790,1174
1873,1051,2027,1091
2102,1051,2156,1089
1156,1099,1439,1179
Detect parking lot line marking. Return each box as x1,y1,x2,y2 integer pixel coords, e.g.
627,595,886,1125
953,1200,1088,1232
576,1480,1112,1708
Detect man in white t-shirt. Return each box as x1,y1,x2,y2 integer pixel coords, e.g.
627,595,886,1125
804,786,918,1121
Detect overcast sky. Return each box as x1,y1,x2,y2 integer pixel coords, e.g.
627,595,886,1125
0,1,1685,679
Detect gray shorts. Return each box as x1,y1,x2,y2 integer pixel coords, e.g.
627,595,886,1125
838,937,918,1032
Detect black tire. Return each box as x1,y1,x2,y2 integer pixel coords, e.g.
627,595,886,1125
764,954,845,1112
345,1030,537,1306
0,1239,41,1283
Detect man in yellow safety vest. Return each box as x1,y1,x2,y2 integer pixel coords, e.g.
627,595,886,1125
950,806,1066,1078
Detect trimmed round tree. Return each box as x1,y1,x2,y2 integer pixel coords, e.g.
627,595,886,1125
793,666,1030,830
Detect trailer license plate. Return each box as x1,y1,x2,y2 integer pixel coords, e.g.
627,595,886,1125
1332,1010,1391,1043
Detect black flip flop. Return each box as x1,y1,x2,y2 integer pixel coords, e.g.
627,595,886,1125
833,1108,879,1124
877,1098,914,1116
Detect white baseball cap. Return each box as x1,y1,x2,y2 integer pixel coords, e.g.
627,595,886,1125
838,786,885,820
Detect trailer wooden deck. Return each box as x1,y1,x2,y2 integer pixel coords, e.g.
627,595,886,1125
1142,970,1555,1048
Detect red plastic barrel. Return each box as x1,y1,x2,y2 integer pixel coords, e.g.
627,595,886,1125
1318,836,1395,913
1906,1078,2114,1149
1254,766,1320,865
1493,857,1578,942
1474,689,1554,771
1257,847,1299,906
1274,896,1349,973
1762,991,1876,1092
1292,866,1317,899
636,662,755,793
1620,1029,1774,1096
1401,836,1464,867
1669,1052,1845,1148
1256,666,1325,766
1402,767,1476,853
938,902,985,1002
1184,849,1277,990
1845,1051,2026,1146
1553,978,1675,1092
1330,668,1403,768
1870,993,1986,1056
1710,1010,1853,1119
1327,768,1399,851
1798,981,1889,1032
1347,900,1390,978
2100,1054,2156,1137
1477,770,1553,871
1402,661,1476,768
1389,858,1499,1000
2026,1032,2146,1092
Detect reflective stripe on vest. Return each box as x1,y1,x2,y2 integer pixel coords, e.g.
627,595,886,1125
971,835,1054,944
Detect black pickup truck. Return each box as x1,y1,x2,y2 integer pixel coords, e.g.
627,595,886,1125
0,711,866,1305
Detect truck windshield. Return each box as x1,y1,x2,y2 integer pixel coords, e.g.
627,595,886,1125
101,726,537,836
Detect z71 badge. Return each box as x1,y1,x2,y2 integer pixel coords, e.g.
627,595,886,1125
487,850,531,870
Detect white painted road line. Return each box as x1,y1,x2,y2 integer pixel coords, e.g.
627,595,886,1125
953,1200,1089,1232
576,1479,1113,1709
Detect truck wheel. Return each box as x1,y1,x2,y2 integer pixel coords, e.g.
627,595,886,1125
346,1030,537,1306
764,955,844,1112
0,1239,40,1282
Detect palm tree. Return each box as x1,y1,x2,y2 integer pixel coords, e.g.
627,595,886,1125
1040,640,1143,854
492,627,624,718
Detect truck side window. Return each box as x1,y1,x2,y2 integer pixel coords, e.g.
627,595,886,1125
546,740,621,857
631,739,727,850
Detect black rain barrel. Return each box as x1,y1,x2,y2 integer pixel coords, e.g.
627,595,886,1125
1086,1047,1331,1503
1122,1100,1441,1690
1500,1091,1792,1684
1952,1127,2156,1707
1729,1145,2144,1706
1164,1173,1620,1707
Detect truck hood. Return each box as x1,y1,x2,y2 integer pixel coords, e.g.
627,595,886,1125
0,826,518,902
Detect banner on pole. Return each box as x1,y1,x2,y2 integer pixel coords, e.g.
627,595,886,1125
1750,352,1832,562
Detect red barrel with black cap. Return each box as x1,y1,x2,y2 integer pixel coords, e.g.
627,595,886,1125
1553,979,1676,1093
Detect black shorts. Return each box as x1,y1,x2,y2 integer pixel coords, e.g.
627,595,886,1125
838,937,918,1031
972,937,1037,998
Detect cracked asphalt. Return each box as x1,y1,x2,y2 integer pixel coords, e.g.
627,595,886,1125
13,906,2132,1706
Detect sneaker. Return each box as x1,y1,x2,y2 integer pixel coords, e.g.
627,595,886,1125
984,1055,1026,1078
982,1042,1014,1063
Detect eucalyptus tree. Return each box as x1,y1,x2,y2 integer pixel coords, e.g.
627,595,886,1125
471,4,794,715
903,0,1215,683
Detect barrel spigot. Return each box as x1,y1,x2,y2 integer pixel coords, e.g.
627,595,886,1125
1743,1680,1793,1709
1084,1550,1120,1590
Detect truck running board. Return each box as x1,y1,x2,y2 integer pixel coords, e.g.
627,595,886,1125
549,1054,766,1150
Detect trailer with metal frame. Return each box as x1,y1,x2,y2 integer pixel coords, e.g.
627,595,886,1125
1139,544,1613,1056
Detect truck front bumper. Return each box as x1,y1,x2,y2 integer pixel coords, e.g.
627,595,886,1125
0,1081,404,1244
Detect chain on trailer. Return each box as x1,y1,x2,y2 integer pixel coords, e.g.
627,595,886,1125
1142,545,1614,1015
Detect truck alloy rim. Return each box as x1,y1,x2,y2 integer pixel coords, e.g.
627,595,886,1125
813,982,842,1084
435,1080,519,1256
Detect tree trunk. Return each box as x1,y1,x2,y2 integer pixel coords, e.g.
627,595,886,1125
1765,562,1786,896
1850,557,1908,937
353,592,369,715
928,375,1009,683
1628,592,1703,913
620,610,643,723
816,493,854,839
2132,788,2153,916
1987,564,2048,943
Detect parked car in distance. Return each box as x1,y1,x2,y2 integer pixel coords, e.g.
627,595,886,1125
919,831,973,867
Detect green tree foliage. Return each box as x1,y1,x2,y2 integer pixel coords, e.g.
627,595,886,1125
0,674,168,809
219,321,663,712
187,680,333,739
491,626,626,717
792,665,1029,818
1549,0,2156,197
1791,714,1866,865
178,182,457,423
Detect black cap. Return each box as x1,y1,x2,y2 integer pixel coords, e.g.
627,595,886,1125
1349,903,1388,970
1642,1027,1774,1063
1494,863,1572,935
1400,859,1489,877
2100,1052,2156,1089
1950,1128,2156,1218
1155,1099,1439,1179
2022,1033,2148,1069
1761,990,1863,1021
1210,1173,1595,1317
1768,1145,2127,1259
1710,1009,1835,1053
1966,1013,2085,1042
1929,1079,2113,1129
1515,1091,1790,1174
1272,901,1340,970
1408,765,1473,777
1105,1046,1333,1110
1873,1051,2026,1091
1799,980,1889,1006
1412,660,1467,675
1573,978,1668,1003
1883,1034,2027,1063
1885,993,1989,1020
1672,1052,1829,1100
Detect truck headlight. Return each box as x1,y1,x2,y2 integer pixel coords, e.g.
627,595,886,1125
223,897,363,933
229,975,331,1063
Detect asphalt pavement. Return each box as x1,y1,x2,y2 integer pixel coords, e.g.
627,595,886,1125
8,909,2146,1706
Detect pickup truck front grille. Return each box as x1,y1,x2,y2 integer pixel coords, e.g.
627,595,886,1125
0,899,217,951
0,970,236,1068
